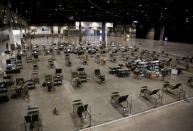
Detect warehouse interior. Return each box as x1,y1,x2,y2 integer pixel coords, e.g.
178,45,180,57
0,0,193,131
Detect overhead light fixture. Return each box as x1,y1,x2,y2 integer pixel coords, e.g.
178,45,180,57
133,20,138,23
186,17,190,23
69,16,74,20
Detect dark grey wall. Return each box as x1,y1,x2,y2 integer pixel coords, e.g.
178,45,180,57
136,21,193,44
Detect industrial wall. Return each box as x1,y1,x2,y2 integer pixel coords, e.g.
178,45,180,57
136,21,193,44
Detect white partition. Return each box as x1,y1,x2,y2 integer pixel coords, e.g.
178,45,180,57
53,26,58,34
30,26,52,34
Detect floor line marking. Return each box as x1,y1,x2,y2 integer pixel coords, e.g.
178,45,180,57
79,96,193,131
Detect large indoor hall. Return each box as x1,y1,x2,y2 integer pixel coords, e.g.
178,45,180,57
0,0,193,131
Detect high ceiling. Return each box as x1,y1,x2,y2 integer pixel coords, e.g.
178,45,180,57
2,0,193,24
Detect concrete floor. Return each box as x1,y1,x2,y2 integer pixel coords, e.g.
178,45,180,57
0,37,193,131
81,98,193,131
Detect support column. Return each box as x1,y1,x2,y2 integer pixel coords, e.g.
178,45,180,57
51,26,54,44
20,27,25,48
160,26,165,44
160,26,165,45
67,23,70,42
57,26,60,40
9,27,14,51
18,27,23,49
79,22,82,43
102,22,106,43
58,26,61,34
115,26,117,37
51,26,54,37
124,24,127,46
20,27,23,39
9,27,14,44
24,27,27,35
